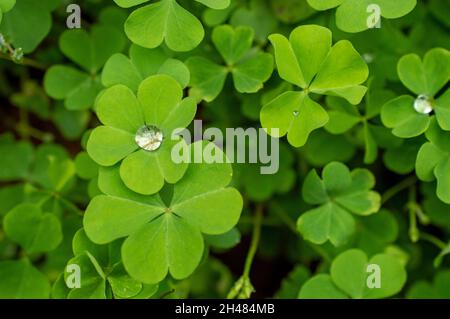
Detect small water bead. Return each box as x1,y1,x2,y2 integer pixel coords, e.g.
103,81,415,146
293,111,299,117
414,94,433,114
135,125,163,151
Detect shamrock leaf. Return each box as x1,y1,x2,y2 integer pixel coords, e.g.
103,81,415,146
59,229,157,299
381,48,450,138
0,260,50,298
297,162,381,246
407,271,450,299
299,249,407,299
84,141,243,284
87,74,196,195
4,203,62,254
102,44,190,92
306,0,417,33
261,25,368,147
44,25,126,110
325,89,401,164
119,0,230,52
186,25,274,102
416,118,450,204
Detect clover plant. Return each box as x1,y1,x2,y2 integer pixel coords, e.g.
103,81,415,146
1,0,450,301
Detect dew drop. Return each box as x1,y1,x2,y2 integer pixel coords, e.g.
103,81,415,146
135,125,163,151
414,94,433,114
362,53,375,64
293,110,299,117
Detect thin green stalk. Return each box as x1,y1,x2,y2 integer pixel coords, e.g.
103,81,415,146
408,185,419,242
420,233,447,250
243,204,263,278
381,175,417,204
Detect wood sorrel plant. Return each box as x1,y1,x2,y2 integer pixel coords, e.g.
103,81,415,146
0,0,449,300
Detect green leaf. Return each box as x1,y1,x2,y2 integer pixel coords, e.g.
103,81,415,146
232,52,273,93
212,25,253,66
84,142,242,283
298,274,348,299
186,57,228,102
307,0,417,33
434,158,450,204
397,48,450,97
263,25,368,147
102,46,190,91
87,75,195,194
435,88,450,131
230,0,277,43
260,91,329,147
408,271,450,299
44,65,102,111
381,95,430,138
0,139,33,181
355,209,399,255
59,25,125,74
330,249,407,298
4,203,62,254
0,0,53,53
75,152,98,180
187,25,273,101
114,0,150,8
124,0,204,52
195,0,230,10
309,40,369,103
0,260,50,298
297,162,381,246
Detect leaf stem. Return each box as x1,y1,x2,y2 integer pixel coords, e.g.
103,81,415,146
420,232,447,250
408,185,419,242
0,52,47,70
381,175,417,204
243,204,263,278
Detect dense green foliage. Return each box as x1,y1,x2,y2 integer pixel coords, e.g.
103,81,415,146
0,0,449,299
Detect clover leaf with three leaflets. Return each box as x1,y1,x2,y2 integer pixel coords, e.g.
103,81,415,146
186,24,274,102
44,25,126,110
297,162,381,246
87,74,197,195
54,229,157,299
306,0,417,33
416,118,450,204
299,249,407,299
325,89,402,164
102,44,190,92
116,0,230,52
261,25,369,147
84,141,243,284
381,48,450,138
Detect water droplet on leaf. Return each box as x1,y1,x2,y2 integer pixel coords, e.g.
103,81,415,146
293,111,299,117
414,94,433,114
135,125,163,151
